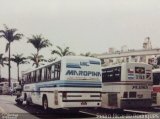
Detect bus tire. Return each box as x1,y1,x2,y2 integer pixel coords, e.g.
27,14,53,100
17,100,23,105
24,93,27,101
26,100,30,105
43,96,48,111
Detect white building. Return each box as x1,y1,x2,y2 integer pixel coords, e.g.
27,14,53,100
97,38,159,66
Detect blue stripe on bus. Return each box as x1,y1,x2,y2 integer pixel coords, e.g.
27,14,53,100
35,80,102,91
66,63,81,68
41,85,101,88
89,60,100,65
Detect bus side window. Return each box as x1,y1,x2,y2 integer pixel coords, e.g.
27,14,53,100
57,63,61,79
31,73,33,83
29,73,31,83
55,64,58,79
34,71,37,83
39,69,42,82
41,68,45,81
44,68,47,81
25,75,27,84
47,66,51,80
51,62,61,80
55,63,60,80
51,65,55,80
36,70,39,82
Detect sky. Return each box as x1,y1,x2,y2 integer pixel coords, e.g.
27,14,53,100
0,0,160,79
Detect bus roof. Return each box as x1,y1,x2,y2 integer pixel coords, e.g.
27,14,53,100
22,56,100,75
102,62,151,69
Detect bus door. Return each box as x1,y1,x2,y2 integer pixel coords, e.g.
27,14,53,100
108,93,118,107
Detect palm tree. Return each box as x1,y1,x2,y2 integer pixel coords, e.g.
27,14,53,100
27,34,52,67
80,52,95,57
28,53,47,68
11,54,28,82
0,25,23,87
27,34,52,55
51,46,75,57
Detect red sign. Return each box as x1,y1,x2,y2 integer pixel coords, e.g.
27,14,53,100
153,87,160,92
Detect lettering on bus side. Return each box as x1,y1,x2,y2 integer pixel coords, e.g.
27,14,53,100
132,85,148,89
80,62,89,66
66,70,101,77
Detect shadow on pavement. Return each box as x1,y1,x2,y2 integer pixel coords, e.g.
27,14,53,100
15,104,96,119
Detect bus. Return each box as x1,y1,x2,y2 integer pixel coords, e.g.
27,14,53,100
152,69,160,106
0,82,9,94
101,62,152,109
0,81,19,95
18,56,102,111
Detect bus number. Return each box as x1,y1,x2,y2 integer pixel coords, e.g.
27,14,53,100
136,75,145,79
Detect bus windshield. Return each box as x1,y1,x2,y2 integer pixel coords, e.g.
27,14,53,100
153,73,160,85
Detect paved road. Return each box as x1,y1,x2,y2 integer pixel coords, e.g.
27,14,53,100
1,95,160,119
0,95,96,119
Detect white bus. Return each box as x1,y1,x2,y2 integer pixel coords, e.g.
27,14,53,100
0,82,9,94
19,56,102,111
101,62,152,109
152,69,160,106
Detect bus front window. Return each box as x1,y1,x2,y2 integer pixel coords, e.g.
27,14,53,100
153,73,160,85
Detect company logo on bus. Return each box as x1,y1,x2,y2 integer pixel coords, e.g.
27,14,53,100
132,85,148,89
66,70,101,77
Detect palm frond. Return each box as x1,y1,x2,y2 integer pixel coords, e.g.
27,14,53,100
0,25,23,43
28,53,46,67
27,34,51,51
56,46,63,54
51,50,62,57
52,46,74,57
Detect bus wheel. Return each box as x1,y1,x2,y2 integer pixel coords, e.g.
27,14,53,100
17,100,23,105
26,100,30,105
43,96,48,111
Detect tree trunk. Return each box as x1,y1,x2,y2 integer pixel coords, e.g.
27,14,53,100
17,64,19,83
36,49,39,68
8,42,11,87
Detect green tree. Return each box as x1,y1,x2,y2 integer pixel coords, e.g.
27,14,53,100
51,46,75,57
28,53,46,68
27,34,52,67
11,54,28,82
0,25,23,87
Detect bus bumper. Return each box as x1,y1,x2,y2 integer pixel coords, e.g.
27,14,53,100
61,101,101,108
120,99,152,109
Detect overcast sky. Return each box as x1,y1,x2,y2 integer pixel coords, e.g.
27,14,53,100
0,0,160,79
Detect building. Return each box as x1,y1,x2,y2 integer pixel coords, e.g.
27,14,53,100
97,38,160,66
